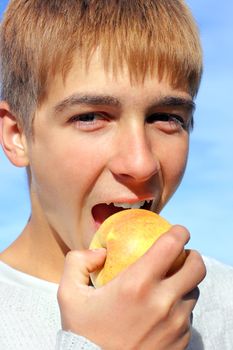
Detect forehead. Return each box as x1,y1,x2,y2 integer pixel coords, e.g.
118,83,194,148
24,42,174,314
41,50,192,113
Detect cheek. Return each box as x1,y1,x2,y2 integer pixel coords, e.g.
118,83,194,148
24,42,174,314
167,144,188,176
160,138,189,197
29,139,105,202
167,156,187,189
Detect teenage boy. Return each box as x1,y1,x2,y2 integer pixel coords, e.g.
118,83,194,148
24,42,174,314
0,1,233,349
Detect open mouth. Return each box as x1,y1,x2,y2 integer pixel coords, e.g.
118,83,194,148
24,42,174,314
92,200,152,228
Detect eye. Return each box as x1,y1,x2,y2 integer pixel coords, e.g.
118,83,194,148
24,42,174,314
146,113,190,132
68,112,109,131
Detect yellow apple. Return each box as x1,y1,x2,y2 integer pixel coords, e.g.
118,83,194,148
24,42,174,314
90,208,186,288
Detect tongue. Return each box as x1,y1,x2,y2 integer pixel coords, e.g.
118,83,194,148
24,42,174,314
92,203,126,227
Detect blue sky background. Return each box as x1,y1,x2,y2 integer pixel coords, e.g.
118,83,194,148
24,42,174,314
0,0,233,266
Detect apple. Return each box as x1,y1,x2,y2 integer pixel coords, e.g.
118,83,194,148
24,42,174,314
90,209,186,288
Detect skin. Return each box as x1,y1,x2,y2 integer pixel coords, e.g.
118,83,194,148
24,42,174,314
0,51,206,349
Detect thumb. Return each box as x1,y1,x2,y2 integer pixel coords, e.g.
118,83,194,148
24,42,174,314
61,249,107,287
58,249,106,332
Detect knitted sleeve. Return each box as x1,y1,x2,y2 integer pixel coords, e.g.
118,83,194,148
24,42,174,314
55,330,101,350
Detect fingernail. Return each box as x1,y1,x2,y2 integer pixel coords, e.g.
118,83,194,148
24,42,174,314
90,248,106,253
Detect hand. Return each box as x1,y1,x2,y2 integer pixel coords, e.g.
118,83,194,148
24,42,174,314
57,226,206,350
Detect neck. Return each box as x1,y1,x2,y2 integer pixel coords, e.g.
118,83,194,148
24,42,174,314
0,213,69,284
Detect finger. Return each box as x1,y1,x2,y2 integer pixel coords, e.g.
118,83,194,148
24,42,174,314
143,289,197,350
168,299,194,350
186,288,198,326
123,225,190,282
166,250,206,297
61,249,106,287
168,289,199,339
174,288,200,327
183,286,200,307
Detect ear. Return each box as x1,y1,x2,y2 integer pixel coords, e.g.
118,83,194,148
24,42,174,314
0,101,29,167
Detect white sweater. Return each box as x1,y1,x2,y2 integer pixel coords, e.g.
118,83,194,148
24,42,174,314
0,257,233,349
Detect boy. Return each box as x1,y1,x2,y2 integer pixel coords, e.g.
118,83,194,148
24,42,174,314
0,0,232,349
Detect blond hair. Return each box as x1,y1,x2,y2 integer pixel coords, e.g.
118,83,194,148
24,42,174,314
0,0,202,135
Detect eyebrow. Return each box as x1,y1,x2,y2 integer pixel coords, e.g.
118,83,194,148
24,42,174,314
54,94,120,113
151,96,196,113
53,93,195,114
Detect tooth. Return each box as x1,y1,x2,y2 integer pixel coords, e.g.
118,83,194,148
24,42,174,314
113,202,132,209
112,201,146,209
131,202,142,209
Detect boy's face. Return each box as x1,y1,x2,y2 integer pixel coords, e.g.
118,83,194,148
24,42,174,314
27,51,193,250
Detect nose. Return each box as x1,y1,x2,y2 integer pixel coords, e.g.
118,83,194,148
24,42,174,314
108,124,160,183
